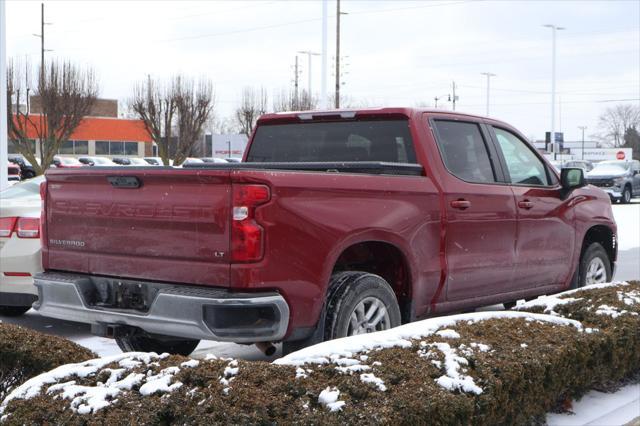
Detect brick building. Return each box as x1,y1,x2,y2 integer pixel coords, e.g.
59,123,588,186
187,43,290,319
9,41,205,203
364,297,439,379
29,96,119,118
9,115,153,157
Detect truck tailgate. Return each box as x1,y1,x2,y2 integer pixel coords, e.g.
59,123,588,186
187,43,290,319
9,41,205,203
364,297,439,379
43,168,231,286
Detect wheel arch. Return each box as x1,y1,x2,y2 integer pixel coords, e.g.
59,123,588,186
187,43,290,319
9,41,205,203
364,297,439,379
581,224,616,271
328,237,415,324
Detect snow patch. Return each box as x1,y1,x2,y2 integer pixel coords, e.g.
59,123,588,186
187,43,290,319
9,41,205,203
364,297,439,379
435,329,460,339
180,360,200,368
318,387,345,412
360,373,387,391
420,342,483,395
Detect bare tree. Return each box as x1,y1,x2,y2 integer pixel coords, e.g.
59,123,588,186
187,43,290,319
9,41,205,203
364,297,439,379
272,88,317,112
173,77,215,165
596,104,640,147
130,76,214,166
235,86,268,136
7,59,98,174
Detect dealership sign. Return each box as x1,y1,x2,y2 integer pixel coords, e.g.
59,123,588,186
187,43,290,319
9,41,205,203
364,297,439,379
580,148,632,161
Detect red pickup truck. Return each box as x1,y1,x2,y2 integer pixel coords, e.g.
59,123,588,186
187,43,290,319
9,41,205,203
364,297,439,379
34,108,617,356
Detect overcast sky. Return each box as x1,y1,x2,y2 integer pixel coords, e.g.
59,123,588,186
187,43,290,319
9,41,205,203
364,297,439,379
6,0,640,141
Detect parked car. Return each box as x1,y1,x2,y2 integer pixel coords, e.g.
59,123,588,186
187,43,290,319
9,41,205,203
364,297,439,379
201,157,229,164
35,108,616,356
225,157,242,163
564,160,593,173
7,162,21,181
181,158,205,166
8,154,37,179
112,157,150,166
78,156,119,167
52,156,84,168
0,176,45,316
586,160,640,204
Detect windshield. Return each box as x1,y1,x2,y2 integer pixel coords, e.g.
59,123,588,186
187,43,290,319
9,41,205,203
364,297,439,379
247,119,417,163
592,161,630,172
0,175,45,199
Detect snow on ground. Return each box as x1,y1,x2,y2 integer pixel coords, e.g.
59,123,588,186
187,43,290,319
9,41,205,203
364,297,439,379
546,382,640,426
612,202,640,251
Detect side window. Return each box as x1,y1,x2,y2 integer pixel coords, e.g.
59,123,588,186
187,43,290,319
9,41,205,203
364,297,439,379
493,128,550,186
432,120,496,184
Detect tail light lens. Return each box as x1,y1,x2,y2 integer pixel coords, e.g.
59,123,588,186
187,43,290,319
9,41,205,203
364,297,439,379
0,217,39,238
16,217,40,238
231,184,270,262
0,217,18,237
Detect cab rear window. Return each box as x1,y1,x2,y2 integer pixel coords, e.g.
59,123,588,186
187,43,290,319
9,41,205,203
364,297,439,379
246,120,417,163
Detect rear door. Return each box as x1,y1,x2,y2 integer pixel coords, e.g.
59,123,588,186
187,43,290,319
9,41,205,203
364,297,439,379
44,168,232,286
488,126,575,288
429,118,518,301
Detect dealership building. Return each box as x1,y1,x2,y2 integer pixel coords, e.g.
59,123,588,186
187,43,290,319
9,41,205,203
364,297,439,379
10,98,153,157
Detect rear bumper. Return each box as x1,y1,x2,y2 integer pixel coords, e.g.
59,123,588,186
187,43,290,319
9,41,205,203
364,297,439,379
33,272,290,343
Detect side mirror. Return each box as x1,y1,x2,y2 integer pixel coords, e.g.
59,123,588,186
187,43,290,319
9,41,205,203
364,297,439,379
561,167,586,191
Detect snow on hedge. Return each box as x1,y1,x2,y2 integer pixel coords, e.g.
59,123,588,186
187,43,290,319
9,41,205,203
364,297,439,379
275,311,582,367
0,352,172,416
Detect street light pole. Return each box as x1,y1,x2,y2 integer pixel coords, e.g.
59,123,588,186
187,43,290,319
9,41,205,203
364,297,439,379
298,50,321,96
578,126,587,160
320,0,328,109
544,24,565,161
0,0,7,190
481,72,496,116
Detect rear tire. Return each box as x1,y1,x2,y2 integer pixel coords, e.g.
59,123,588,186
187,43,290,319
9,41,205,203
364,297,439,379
572,242,612,289
324,271,401,341
0,306,31,316
115,330,199,356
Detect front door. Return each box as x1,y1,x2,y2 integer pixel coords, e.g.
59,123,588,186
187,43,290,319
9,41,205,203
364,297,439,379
430,119,518,301
490,126,575,287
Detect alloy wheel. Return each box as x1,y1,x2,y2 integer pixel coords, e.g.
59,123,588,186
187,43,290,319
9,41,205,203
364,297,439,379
347,296,391,335
585,257,607,285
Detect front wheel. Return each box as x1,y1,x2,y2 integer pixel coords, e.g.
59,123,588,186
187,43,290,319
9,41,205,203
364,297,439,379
115,329,200,356
621,186,632,204
573,242,612,288
325,272,401,341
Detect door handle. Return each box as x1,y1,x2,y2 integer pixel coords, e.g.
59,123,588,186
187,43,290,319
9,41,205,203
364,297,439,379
518,200,534,209
450,199,471,210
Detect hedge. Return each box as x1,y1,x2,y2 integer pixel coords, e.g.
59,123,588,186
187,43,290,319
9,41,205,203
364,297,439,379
0,281,638,425
0,322,95,402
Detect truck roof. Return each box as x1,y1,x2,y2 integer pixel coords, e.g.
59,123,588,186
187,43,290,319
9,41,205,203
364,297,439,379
257,107,495,125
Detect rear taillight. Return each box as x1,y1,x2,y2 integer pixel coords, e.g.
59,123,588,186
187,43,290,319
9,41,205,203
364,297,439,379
0,217,18,237
16,217,40,238
231,184,270,262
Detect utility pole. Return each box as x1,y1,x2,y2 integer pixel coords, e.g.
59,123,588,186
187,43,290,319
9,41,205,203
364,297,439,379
33,3,52,85
543,24,565,160
578,126,587,160
449,81,458,111
1,0,8,190
481,72,496,116
434,96,439,108
335,0,348,108
297,50,321,96
320,0,328,109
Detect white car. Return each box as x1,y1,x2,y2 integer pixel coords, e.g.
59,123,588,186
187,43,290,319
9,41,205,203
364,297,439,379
0,176,44,316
